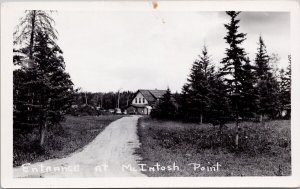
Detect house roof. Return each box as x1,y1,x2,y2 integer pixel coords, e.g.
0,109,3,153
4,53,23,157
148,90,167,99
128,89,179,109
135,89,167,105
139,90,156,103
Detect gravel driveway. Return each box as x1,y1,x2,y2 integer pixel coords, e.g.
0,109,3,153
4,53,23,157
13,115,146,178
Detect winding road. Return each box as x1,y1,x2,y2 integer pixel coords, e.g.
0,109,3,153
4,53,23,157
13,115,146,178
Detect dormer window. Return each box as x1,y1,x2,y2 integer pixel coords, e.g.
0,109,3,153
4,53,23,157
139,98,141,103
143,98,145,103
135,98,137,103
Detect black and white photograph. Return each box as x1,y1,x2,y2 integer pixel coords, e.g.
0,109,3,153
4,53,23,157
1,0,300,188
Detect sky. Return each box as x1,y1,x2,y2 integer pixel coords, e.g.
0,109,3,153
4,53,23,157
13,11,290,93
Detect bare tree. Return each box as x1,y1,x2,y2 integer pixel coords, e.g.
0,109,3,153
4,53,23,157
14,10,58,67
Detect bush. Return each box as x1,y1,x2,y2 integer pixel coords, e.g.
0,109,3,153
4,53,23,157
69,104,98,116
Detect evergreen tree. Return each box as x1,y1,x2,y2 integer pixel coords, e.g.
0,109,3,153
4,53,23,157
186,46,214,123
254,36,280,120
151,88,176,119
179,83,192,121
207,71,232,128
240,57,258,118
14,20,75,146
220,11,247,148
220,11,247,122
220,11,247,94
255,36,270,80
179,45,232,126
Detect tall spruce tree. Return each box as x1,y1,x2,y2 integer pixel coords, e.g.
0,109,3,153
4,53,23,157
13,13,75,146
220,11,247,118
180,45,231,126
254,36,280,121
220,11,247,94
255,36,270,80
220,11,247,148
186,46,214,124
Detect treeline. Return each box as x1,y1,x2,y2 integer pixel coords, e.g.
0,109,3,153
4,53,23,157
70,91,134,116
152,11,291,125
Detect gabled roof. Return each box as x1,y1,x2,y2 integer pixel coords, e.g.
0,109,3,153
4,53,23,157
139,90,156,103
148,90,167,99
134,89,167,105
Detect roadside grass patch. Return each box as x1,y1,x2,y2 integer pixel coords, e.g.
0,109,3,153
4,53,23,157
13,115,124,167
136,117,291,176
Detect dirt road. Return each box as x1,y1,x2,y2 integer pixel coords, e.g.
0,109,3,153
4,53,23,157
13,116,146,177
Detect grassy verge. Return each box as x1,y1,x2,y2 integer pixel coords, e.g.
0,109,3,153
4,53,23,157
136,117,291,176
13,115,124,167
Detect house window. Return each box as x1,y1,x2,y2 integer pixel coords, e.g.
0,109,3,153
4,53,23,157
139,98,141,103
135,98,137,103
143,98,145,103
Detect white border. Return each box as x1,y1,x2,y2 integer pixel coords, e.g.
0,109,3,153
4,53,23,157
1,1,300,188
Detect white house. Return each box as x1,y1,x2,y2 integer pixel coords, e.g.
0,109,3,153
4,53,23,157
126,89,167,115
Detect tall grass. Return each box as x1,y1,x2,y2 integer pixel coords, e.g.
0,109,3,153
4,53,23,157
136,117,291,176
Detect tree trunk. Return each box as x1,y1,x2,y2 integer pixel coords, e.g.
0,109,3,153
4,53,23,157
235,112,239,149
235,132,239,149
29,11,36,61
39,122,47,146
85,92,87,105
200,114,203,125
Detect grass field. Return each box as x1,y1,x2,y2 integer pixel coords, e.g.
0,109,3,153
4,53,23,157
13,115,124,167
136,117,291,176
